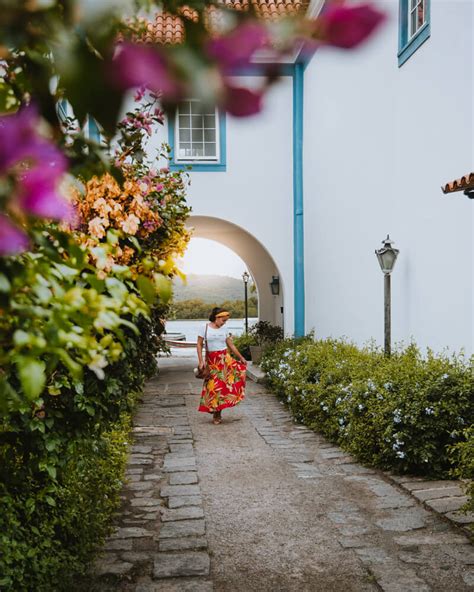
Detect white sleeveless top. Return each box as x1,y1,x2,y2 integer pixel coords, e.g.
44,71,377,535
197,324,229,352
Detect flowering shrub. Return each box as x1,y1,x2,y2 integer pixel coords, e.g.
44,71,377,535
262,338,474,478
0,97,190,592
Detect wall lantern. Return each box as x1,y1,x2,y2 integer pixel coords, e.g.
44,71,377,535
270,276,280,296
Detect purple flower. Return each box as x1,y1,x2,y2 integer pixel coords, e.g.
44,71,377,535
18,169,73,220
224,84,263,117
206,22,269,72
112,43,180,99
317,3,385,49
0,214,29,255
0,105,67,176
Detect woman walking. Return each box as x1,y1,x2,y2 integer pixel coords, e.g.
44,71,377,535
197,307,247,425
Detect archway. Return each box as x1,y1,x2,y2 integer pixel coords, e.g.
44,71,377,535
187,216,284,328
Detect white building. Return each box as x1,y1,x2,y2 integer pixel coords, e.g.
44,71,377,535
148,0,474,354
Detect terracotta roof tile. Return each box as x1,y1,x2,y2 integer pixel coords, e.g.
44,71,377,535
125,0,309,46
442,172,474,197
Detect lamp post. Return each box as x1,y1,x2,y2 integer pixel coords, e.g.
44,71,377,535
375,235,399,357
242,271,250,333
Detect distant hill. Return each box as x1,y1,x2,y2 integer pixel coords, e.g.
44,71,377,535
173,274,253,303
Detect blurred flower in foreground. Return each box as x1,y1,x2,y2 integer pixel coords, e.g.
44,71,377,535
315,3,386,49
224,85,264,117
206,22,269,72
111,43,181,98
0,106,72,255
0,214,29,254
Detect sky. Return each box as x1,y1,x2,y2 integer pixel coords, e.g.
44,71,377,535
177,238,247,279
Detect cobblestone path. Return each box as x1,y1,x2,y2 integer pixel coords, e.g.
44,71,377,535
89,355,474,592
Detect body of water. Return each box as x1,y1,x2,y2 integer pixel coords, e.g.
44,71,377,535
165,318,258,344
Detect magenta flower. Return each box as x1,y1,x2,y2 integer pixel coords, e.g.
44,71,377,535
0,105,67,176
18,169,73,221
206,22,269,72
0,214,29,255
318,3,385,49
224,84,263,117
112,43,180,99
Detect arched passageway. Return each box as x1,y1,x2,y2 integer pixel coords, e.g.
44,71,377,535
187,215,284,328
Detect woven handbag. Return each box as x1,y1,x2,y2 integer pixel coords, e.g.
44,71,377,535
194,324,211,380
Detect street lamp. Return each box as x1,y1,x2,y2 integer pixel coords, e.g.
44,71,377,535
242,271,250,333
375,235,399,357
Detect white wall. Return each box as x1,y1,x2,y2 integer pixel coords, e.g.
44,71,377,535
303,0,474,352
148,77,295,331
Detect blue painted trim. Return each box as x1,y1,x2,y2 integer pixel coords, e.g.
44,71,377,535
168,108,227,172
293,63,305,337
230,64,295,77
398,0,431,67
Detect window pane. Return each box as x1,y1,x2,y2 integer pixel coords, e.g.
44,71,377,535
179,115,190,128
204,129,216,141
204,115,216,128
180,129,191,142
410,0,417,8
193,144,204,157
192,129,203,142
204,142,216,157
191,115,203,129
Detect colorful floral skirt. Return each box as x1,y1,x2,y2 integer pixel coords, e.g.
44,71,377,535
198,349,246,413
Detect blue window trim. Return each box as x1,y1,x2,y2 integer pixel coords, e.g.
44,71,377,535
168,108,227,172
398,0,431,67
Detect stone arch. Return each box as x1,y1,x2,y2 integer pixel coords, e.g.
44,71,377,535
186,215,284,328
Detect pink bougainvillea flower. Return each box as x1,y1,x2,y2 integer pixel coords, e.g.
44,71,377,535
224,84,264,117
317,3,386,49
18,169,73,221
0,214,29,255
0,105,67,176
112,43,180,99
206,22,269,72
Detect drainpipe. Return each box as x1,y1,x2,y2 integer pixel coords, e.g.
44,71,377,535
293,63,305,337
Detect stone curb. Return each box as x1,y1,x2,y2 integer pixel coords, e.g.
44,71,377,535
252,366,474,540
383,473,474,539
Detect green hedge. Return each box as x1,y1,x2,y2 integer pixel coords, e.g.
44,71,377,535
262,338,474,482
0,416,131,591
0,322,158,591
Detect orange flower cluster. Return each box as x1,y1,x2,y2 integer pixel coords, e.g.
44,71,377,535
74,173,162,243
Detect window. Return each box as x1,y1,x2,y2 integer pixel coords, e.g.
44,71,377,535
169,99,226,172
398,0,430,67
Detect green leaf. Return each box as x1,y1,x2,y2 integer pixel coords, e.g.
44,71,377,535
15,357,46,400
136,275,157,304
45,495,56,507
0,273,11,292
45,465,57,480
154,273,172,304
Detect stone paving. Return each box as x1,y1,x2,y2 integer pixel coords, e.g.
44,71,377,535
88,354,474,592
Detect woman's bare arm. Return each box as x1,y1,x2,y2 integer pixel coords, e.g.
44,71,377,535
226,336,246,363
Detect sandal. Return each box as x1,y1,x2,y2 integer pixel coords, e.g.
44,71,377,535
212,411,222,425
